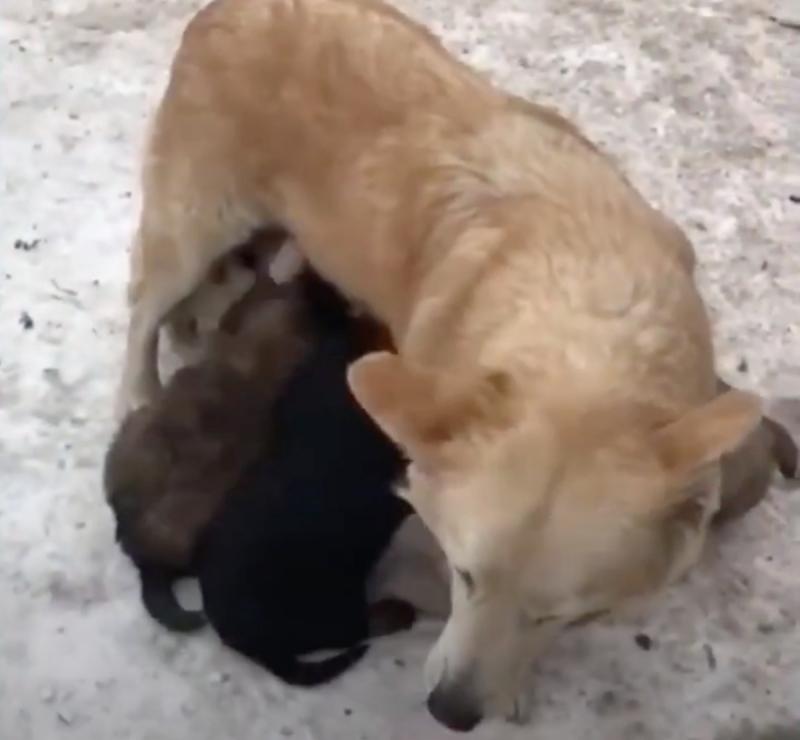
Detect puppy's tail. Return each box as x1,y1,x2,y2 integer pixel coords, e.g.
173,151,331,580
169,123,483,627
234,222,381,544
765,416,799,479
140,567,207,633
266,644,369,687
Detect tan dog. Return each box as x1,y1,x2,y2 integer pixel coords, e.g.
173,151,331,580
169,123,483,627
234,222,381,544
119,0,763,728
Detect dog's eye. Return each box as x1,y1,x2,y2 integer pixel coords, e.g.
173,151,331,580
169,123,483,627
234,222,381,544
454,567,475,594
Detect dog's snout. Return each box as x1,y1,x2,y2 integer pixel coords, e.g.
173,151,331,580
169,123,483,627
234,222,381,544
426,677,484,733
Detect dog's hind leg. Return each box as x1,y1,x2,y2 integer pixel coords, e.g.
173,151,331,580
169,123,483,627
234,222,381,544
117,199,271,417
117,232,207,417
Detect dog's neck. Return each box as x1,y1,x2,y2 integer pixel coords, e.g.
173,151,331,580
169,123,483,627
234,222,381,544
392,179,527,352
352,110,715,416
396,194,716,416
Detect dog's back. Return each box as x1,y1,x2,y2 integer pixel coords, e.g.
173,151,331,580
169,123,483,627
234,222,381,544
198,290,410,685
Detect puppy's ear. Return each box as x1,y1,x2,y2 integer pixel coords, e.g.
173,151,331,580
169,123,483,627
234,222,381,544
653,390,763,480
348,352,509,468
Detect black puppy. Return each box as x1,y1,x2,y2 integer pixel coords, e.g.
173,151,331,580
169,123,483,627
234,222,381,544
195,273,415,686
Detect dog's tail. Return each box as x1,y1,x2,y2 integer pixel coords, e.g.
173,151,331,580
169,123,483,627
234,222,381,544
765,416,799,480
139,566,206,633
264,644,369,687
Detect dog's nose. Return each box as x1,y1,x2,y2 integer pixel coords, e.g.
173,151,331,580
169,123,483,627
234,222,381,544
426,679,484,733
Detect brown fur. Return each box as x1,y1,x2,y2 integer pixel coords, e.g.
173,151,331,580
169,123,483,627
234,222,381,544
117,0,768,725
163,228,290,364
106,277,309,575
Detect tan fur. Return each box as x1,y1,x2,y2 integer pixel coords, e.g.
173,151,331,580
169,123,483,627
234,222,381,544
119,0,765,725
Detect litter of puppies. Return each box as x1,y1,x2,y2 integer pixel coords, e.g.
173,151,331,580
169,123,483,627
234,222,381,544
105,262,414,682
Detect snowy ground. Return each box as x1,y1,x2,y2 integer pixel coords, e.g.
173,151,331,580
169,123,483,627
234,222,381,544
1,0,799,738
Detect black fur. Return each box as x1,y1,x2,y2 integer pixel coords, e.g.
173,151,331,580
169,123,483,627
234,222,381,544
196,289,413,686
140,565,206,633
113,511,206,632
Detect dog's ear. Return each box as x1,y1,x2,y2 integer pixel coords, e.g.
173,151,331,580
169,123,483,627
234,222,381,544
348,352,509,468
347,352,451,467
652,390,763,481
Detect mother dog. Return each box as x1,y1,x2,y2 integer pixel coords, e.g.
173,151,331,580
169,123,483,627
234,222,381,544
119,0,762,730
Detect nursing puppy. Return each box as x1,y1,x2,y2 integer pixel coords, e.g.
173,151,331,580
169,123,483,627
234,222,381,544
164,228,300,364
197,275,413,686
105,277,310,631
118,0,765,727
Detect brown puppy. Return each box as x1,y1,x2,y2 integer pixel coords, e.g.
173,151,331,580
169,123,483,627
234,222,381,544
117,0,764,727
105,276,309,630
164,227,293,364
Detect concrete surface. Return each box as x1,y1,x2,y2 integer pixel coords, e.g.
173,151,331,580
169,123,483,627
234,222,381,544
1,0,799,738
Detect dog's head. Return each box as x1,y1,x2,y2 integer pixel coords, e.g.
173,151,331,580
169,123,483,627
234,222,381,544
349,352,761,731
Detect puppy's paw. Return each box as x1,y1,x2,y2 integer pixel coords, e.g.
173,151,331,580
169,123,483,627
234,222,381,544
368,598,417,637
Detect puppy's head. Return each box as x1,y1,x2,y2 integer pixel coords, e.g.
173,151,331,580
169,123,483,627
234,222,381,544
213,277,309,387
349,352,761,731
165,228,291,362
